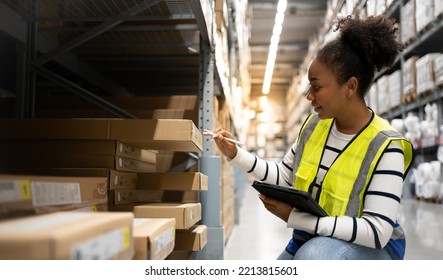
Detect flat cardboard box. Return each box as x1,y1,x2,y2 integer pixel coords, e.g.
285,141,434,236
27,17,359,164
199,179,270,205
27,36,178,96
36,109,198,124
0,211,134,259
0,174,108,215
134,203,201,230
0,118,202,152
132,218,175,260
137,172,208,191
174,225,207,251
110,189,199,206
0,168,137,190
0,153,156,173
35,95,199,110
0,139,157,163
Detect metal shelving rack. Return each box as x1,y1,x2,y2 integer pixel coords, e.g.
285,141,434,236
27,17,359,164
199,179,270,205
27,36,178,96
0,0,226,259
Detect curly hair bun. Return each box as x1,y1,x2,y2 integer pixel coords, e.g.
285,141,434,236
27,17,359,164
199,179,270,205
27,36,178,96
336,15,403,71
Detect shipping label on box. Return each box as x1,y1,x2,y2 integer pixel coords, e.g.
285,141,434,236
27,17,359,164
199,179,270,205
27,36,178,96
132,218,175,260
0,175,108,215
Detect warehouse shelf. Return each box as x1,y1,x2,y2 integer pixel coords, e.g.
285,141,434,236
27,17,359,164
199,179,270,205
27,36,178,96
0,0,242,260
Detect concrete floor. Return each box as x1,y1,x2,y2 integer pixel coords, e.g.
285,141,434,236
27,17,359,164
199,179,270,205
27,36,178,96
225,184,443,260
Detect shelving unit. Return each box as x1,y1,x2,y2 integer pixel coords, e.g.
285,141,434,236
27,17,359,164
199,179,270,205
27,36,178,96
0,0,249,259
285,0,443,203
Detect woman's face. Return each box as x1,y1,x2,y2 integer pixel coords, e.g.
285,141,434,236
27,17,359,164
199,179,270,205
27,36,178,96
306,58,348,119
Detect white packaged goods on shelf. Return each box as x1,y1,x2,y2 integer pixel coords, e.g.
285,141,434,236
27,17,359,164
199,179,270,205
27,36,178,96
375,0,388,15
377,75,389,113
401,0,416,43
345,0,358,15
436,0,443,17
416,53,441,94
416,0,434,33
368,83,378,113
433,54,443,86
388,70,401,108
366,0,377,16
403,56,419,96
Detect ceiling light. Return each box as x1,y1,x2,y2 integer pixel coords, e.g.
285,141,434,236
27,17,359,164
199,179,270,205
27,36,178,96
262,0,287,94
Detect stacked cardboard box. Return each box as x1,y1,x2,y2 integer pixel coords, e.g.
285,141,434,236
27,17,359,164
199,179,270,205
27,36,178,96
132,218,176,260
0,174,108,216
0,139,157,172
0,211,134,260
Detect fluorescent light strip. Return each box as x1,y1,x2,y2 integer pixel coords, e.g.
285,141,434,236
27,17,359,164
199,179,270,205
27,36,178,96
262,0,287,94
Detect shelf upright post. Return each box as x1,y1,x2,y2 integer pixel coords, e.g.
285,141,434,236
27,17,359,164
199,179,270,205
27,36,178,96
16,0,37,118
194,38,224,260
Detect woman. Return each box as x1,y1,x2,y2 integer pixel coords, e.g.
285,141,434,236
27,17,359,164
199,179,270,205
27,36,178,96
210,14,414,260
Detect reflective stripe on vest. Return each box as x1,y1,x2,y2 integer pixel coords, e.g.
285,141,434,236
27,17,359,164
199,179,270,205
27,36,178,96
292,112,413,217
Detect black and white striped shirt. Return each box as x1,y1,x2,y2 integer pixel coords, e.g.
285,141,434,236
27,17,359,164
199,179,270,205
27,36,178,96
230,122,405,249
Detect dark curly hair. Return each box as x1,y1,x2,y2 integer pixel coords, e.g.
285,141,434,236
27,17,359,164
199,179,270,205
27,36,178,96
316,14,403,98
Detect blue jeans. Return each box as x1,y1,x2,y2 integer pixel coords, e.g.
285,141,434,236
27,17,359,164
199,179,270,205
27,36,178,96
277,236,392,260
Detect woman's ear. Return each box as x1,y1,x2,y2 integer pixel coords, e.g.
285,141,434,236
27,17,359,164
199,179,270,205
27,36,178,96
346,77,358,97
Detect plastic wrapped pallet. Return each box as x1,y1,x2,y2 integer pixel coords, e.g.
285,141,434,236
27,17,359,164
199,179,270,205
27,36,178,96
376,75,390,114
436,0,443,17
416,53,441,95
401,0,416,43
368,83,378,113
403,56,419,98
416,0,434,33
433,53,443,86
388,70,402,109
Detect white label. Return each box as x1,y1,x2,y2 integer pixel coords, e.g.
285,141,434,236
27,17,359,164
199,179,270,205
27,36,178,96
71,227,126,260
155,229,174,255
0,181,22,203
31,182,81,206
0,213,87,233
132,218,150,227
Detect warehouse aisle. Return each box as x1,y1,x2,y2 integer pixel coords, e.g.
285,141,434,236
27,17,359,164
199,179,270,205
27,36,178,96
224,183,443,260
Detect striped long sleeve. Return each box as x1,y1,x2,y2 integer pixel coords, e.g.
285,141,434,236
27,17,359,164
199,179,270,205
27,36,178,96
229,131,405,249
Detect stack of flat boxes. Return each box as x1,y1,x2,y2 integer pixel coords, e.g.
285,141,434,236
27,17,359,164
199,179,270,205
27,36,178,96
0,95,208,260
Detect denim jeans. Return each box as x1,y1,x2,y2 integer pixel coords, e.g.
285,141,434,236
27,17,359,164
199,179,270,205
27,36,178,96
277,236,392,260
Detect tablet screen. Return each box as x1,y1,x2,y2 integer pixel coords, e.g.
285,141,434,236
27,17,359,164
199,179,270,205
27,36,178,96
251,181,328,217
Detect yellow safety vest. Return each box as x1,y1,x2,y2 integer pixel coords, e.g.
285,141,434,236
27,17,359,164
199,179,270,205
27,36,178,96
293,112,413,217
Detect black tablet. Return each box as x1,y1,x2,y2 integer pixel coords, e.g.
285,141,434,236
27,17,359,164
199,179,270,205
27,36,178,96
251,181,328,217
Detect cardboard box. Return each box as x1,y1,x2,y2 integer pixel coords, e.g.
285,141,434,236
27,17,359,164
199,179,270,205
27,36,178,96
0,153,156,173
35,95,199,110
137,172,208,191
0,174,108,215
132,218,175,260
36,109,198,124
0,211,134,259
110,189,199,205
0,139,157,163
0,168,137,190
174,225,207,251
0,119,202,152
134,203,201,230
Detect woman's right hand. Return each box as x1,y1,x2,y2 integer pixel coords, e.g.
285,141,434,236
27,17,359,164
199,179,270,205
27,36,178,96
210,127,238,160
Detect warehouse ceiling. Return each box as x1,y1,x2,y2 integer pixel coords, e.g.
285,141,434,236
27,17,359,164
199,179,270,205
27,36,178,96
0,0,327,121
248,0,327,100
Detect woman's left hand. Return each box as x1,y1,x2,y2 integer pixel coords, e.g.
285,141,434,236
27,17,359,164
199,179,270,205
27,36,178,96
258,194,293,222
